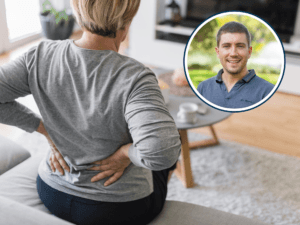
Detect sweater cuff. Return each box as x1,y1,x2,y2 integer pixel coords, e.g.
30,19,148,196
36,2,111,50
19,112,41,133
29,115,42,133
128,144,145,168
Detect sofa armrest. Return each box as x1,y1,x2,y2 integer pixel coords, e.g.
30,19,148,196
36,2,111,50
0,196,74,225
0,134,30,175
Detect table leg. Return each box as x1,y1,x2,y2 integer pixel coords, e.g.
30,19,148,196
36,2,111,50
174,129,194,188
189,125,219,150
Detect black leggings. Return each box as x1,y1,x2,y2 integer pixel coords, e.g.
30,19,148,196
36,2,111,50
37,163,176,225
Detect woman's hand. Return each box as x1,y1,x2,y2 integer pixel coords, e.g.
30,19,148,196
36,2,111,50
89,143,132,186
48,142,70,175
36,121,132,184
36,120,70,175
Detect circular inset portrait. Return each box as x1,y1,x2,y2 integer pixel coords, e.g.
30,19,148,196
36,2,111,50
184,11,285,112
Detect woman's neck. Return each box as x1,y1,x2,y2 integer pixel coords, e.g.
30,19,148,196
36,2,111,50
74,31,123,52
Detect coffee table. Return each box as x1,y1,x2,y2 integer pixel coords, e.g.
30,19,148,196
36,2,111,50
167,95,231,188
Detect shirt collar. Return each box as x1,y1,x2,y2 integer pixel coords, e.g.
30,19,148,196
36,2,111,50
215,69,256,83
215,69,223,83
242,69,256,83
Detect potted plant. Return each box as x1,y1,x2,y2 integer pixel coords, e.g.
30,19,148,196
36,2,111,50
39,0,75,40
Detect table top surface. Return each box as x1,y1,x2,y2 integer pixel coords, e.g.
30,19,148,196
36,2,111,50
167,95,232,130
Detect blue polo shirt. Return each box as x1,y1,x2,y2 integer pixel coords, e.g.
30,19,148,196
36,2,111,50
197,69,274,109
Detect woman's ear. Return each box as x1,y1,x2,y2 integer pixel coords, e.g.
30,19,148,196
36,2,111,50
121,23,131,42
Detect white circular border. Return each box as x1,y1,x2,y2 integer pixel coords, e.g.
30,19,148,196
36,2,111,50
184,11,286,113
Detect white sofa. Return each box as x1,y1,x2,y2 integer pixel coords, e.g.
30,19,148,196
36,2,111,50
0,134,268,225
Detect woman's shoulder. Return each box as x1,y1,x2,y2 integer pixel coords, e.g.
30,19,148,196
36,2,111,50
25,39,69,60
112,53,150,71
31,39,156,82
107,53,156,80
34,39,67,51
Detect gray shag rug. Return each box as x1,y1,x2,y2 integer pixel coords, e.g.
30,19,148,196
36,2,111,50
12,131,300,225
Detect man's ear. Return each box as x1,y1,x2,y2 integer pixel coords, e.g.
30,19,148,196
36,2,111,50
215,47,220,58
248,46,252,58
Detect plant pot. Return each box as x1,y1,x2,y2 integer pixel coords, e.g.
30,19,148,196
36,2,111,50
40,11,75,40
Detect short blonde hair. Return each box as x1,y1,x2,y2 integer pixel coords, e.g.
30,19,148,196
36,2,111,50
71,0,141,38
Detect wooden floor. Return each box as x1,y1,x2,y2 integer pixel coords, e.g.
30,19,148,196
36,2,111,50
192,91,300,158
1,31,300,158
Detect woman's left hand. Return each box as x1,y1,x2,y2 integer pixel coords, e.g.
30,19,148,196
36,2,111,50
48,142,70,175
36,120,70,175
88,143,132,186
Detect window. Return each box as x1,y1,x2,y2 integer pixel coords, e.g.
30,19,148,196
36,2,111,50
0,0,42,54
5,0,41,41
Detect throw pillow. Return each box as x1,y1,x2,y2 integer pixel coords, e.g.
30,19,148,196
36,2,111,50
0,134,31,175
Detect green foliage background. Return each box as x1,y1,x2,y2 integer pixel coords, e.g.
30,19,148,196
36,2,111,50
188,14,281,89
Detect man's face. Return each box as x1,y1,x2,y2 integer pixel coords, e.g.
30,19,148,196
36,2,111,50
215,32,252,77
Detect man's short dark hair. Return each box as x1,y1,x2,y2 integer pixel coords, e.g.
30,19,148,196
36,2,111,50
216,21,251,47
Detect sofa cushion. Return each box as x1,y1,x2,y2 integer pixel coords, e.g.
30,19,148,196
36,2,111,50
0,153,50,213
0,195,74,225
149,201,268,225
0,134,31,175
0,149,269,225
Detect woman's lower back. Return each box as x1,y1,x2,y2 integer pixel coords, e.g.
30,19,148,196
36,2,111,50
38,150,154,202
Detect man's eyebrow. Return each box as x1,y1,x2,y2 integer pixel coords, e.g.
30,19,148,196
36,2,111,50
236,42,246,46
221,42,247,46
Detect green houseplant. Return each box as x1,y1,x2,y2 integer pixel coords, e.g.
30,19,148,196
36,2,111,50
39,0,75,40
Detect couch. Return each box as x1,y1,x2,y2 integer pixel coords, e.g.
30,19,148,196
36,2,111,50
0,134,268,225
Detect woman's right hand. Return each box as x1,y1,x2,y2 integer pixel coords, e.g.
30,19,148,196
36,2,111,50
88,143,132,186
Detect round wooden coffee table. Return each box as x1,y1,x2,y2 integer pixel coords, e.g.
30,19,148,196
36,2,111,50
167,95,231,188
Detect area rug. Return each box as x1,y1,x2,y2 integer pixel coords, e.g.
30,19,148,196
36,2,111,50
167,132,300,225
12,131,300,225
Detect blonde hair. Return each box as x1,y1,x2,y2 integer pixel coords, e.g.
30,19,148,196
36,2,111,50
71,0,140,38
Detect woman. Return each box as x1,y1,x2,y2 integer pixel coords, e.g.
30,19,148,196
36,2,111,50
0,0,181,224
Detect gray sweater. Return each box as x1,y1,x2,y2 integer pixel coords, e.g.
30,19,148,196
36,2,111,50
0,40,181,202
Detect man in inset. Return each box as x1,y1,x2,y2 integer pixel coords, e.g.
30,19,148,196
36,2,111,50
197,21,274,109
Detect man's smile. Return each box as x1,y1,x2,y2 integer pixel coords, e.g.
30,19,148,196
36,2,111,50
227,59,241,64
